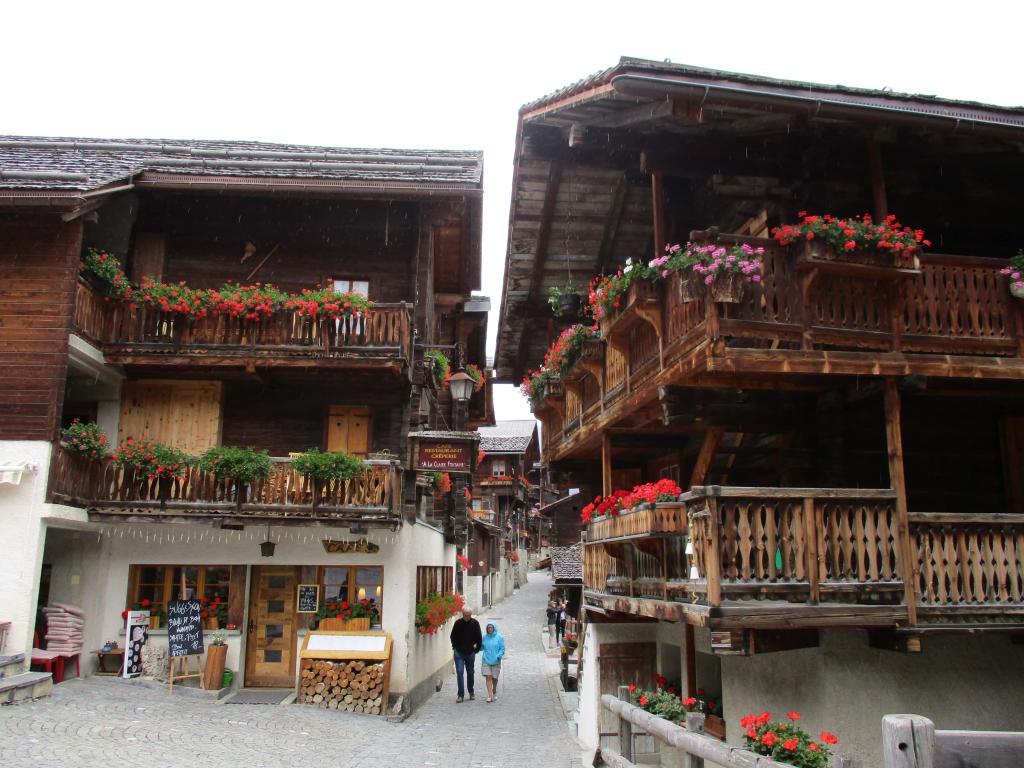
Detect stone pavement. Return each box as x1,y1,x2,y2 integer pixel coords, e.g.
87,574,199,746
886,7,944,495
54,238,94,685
0,572,580,768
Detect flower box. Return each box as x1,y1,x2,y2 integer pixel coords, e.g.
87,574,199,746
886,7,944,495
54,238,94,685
601,278,663,341
795,237,920,274
710,271,746,303
704,714,726,740
677,271,704,303
563,338,604,384
541,377,564,404
1012,283,1024,299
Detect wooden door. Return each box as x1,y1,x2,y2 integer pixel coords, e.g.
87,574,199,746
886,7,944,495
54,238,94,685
326,406,371,457
598,642,656,753
244,566,299,687
119,380,223,455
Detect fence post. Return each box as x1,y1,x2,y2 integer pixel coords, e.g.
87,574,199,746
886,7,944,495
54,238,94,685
882,715,935,768
617,685,633,762
684,712,705,768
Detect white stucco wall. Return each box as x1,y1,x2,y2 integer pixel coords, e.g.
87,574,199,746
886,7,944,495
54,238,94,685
0,441,94,661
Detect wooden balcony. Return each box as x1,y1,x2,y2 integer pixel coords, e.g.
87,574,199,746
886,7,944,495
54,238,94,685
583,486,1024,636
538,238,1024,462
72,279,414,370
47,444,401,525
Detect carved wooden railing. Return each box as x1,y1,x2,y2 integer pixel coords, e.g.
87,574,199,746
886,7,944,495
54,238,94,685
911,512,1024,617
48,444,399,521
72,279,414,361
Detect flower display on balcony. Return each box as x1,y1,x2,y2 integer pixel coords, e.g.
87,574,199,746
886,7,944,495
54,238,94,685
580,480,682,522
586,258,661,320
61,419,109,459
519,323,599,403
740,711,837,768
316,597,379,624
771,212,929,266
198,446,273,484
80,251,372,321
415,592,464,635
1001,250,1024,297
291,449,366,482
627,676,720,724
114,437,193,480
683,243,764,286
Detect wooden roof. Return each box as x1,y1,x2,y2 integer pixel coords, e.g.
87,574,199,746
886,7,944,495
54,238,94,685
494,58,1024,382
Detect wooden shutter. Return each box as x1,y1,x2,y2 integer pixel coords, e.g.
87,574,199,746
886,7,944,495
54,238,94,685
325,406,372,457
118,380,222,454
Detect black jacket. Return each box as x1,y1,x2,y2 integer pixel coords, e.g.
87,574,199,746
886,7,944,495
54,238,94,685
450,617,482,655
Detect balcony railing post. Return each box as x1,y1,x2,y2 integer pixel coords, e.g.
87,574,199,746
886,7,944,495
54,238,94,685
705,495,722,607
683,712,705,768
804,496,821,603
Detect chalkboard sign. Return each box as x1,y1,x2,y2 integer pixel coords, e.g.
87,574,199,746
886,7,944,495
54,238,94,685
297,584,319,614
166,600,204,657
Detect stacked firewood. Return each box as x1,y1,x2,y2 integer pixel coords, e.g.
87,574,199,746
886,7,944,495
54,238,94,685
298,660,385,714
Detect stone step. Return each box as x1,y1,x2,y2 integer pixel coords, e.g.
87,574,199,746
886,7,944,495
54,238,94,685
0,654,25,679
0,672,52,705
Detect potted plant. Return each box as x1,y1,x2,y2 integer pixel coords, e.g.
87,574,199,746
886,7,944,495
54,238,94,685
548,280,583,318
686,242,764,303
291,448,366,505
203,631,229,690
128,599,164,629
80,248,133,299
772,212,928,271
113,437,193,499
61,419,110,460
464,363,486,392
198,446,273,504
423,349,450,389
1001,251,1024,298
741,710,839,767
199,596,227,630
659,243,703,302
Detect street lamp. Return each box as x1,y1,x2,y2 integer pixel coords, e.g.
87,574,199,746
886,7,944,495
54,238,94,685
448,370,475,404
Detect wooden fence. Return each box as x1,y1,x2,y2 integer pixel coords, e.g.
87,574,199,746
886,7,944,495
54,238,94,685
883,714,1024,768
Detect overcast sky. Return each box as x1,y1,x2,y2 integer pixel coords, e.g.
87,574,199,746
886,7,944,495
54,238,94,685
5,1,1021,422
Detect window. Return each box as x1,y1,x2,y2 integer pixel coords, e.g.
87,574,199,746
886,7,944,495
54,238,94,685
127,564,235,628
416,566,454,602
332,279,370,298
491,459,507,477
318,565,383,621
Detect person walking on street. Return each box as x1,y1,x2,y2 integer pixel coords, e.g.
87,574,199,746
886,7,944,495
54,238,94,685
480,622,505,703
450,605,482,702
546,599,558,649
556,600,568,643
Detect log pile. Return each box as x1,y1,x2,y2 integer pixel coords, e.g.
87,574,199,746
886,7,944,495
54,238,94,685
298,660,386,714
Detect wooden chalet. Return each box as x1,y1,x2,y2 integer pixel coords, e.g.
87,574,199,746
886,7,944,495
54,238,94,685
495,59,1024,759
0,135,485,704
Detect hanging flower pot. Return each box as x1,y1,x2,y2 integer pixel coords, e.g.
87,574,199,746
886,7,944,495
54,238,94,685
677,271,704,303
710,272,745,303
557,292,582,317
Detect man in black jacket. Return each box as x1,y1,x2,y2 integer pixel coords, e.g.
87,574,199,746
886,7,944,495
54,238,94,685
449,605,482,702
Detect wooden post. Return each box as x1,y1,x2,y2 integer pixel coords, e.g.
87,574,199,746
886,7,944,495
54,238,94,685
705,496,722,608
804,497,821,604
684,624,697,699
882,714,934,768
868,141,889,221
884,380,919,625
602,433,613,498
688,427,724,489
684,711,705,768
617,684,634,762
652,171,666,259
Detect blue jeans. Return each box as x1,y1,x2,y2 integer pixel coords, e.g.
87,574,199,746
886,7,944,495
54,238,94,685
453,650,475,698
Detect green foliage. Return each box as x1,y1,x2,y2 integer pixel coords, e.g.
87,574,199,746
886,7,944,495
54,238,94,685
547,280,581,317
291,448,365,481
61,419,109,459
198,446,273,484
415,592,464,635
81,249,132,299
424,349,450,388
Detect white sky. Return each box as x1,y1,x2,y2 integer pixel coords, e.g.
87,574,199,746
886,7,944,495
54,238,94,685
5,0,1022,422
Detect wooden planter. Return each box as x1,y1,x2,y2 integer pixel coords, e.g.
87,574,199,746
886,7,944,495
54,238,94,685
704,714,726,740
677,271,704,303
1011,282,1024,299
204,617,220,631
710,272,745,303
203,643,228,690
563,338,604,384
541,377,564,406
796,239,920,273
319,617,371,631
148,615,161,629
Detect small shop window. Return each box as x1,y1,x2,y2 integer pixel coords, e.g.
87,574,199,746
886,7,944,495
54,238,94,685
491,459,507,477
126,564,235,628
318,566,383,621
416,566,454,602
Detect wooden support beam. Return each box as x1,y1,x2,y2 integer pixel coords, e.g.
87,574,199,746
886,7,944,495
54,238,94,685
602,433,613,497
884,379,919,626
688,427,725,488
525,157,565,307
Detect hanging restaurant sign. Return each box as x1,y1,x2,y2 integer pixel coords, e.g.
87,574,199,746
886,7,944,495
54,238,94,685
409,431,479,474
321,538,380,554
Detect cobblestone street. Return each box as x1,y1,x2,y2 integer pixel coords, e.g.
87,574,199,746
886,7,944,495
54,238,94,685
0,573,578,768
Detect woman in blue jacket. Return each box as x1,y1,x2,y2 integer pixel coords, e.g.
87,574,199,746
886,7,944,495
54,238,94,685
480,622,506,703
